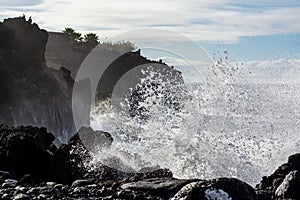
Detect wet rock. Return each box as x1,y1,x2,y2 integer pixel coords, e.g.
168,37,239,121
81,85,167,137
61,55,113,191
275,170,300,199
87,165,120,181
95,187,108,197
15,186,27,194
2,179,18,188
50,143,86,184
26,187,39,195
172,178,256,200
0,125,55,179
117,189,135,199
2,193,10,199
62,126,114,168
72,186,89,195
0,125,85,184
53,184,64,190
0,171,11,179
121,177,195,199
288,153,300,168
256,153,300,199
45,182,56,187
18,174,35,186
64,132,92,162
59,186,69,196
71,179,94,187
35,194,48,200
141,168,173,180
39,186,52,194
13,193,31,200
256,190,272,200
76,126,113,155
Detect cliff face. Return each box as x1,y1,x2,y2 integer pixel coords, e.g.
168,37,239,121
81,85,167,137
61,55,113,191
45,32,185,122
96,50,184,101
0,17,75,143
45,32,91,79
2,17,47,64
45,33,184,101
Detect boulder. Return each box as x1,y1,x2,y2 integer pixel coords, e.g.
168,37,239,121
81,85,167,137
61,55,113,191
0,125,85,184
288,153,300,168
172,178,256,200
0,171,11,180
72,126,113,155
71,179,94,188
64,126,113,164
256,153,300,199
121,177,195,199
0,125,55,178
275,170,300,199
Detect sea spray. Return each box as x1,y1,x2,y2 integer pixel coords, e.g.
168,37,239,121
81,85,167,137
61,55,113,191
91,57,300,185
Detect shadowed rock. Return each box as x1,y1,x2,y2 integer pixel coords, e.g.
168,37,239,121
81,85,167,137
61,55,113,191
172,178,257,200
0,17,75,143
64,126,113,163
121,177,195,199
256,153,300,200
0,124,85,184
275,170,300,199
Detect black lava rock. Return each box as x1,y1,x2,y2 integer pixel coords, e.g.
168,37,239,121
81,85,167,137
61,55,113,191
0,124,85,184
172,178,257,200
256,153,300,200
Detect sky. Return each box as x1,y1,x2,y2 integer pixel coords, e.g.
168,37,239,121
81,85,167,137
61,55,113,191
0,0,300,62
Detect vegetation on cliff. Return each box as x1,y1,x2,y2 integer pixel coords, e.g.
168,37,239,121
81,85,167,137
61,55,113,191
63,27,136,51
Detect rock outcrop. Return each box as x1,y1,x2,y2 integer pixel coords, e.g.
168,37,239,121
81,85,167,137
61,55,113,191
0,124,85,184
256,153,300,200
274,170,300,199
62,126,113,164
45,32,93,79
0,17,75,143
172,178,256,200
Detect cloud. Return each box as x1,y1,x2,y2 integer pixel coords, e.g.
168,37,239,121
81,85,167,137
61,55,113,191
0,0,300,42
0,0,43,7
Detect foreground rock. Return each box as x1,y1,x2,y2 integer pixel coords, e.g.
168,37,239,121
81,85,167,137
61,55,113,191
256,153,300,200
172,178,256,200
275,170,300,199
120,177,196,199
0,124,261,199
0,175,258,200
0,124,85,184
4,124,300,199
68,126,113,158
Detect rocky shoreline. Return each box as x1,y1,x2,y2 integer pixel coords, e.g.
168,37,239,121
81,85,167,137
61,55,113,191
0,124,300,200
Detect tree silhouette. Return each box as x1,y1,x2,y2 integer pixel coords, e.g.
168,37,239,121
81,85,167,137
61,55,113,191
63,28,82,43
83,33,99,48
62,27,135,51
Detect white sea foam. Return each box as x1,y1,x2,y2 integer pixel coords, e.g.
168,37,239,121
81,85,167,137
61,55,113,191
205,188,232,200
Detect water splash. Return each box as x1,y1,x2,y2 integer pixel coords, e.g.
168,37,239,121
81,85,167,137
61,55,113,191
91,56,300,185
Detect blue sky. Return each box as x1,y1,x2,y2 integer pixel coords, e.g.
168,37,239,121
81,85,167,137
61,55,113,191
0,0,300,61
202,35,300,61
